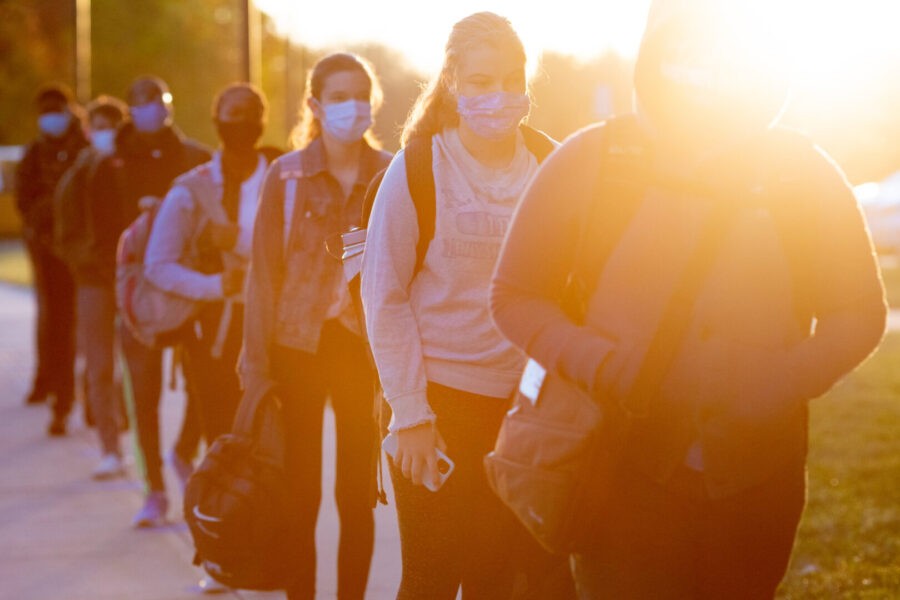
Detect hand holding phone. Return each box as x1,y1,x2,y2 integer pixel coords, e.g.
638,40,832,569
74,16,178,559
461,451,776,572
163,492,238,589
383,428,454,492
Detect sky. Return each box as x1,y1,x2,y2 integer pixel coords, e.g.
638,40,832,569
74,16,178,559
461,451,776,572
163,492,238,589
253,0,900,93
253,0,653,73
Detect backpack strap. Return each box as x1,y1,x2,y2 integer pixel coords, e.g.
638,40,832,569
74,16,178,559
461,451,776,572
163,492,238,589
361,168,387,227
403,137,437,275
176,167,226,225
564,115,649,323
280,151,304,256
520,124,556,162
402,127,557,277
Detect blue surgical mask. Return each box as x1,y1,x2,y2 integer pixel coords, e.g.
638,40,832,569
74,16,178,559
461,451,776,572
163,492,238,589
130,101,169,133
321,100,372,144
91,129,116,154
38,112,72,138
457,92,530,141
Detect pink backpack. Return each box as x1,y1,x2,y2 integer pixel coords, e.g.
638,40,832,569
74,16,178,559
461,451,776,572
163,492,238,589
115,196,200,348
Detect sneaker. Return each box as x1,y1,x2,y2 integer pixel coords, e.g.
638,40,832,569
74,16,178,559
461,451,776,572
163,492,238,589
197,574,229,594
92,453,125,480
167,449,194,489
24,389,47,405
46,415,67,437
132,491,168,528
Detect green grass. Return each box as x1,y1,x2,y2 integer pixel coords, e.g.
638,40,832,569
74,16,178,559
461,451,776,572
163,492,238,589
0,240,31,286
777,333,900,599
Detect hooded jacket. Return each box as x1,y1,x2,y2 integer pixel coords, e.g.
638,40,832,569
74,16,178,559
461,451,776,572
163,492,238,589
87,122,211,285
15,120,88,246
491,0,887,497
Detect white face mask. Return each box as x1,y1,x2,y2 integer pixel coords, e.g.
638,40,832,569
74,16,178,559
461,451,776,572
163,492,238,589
91,129,116,154
320,100,372,144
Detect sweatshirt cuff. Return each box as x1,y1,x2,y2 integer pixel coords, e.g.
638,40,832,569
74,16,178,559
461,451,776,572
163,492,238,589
234,228,252,258
560,333,617,393
386,389,435,433
205,273,225,300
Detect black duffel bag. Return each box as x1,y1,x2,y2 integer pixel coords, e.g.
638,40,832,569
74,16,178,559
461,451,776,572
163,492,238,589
184,383,293,590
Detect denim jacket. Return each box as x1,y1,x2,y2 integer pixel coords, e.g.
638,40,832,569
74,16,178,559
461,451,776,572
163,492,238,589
241,138,391,396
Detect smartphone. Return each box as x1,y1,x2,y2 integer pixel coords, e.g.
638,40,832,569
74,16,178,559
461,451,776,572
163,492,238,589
382,432,454,492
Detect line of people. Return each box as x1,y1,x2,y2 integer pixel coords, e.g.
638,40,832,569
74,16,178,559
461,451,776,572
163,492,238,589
14,4,887,600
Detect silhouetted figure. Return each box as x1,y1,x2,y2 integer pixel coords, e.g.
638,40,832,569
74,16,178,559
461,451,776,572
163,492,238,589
15,83,86,435
89,75,210,527
491,2,888,598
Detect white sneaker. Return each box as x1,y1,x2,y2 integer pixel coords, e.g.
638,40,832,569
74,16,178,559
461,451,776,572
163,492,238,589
132,491,168,528
92,453,125,480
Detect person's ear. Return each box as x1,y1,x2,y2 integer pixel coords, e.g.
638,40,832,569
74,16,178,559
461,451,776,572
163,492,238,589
307,97,325,122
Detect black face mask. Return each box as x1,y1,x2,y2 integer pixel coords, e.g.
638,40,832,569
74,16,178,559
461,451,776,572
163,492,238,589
216,120,263,151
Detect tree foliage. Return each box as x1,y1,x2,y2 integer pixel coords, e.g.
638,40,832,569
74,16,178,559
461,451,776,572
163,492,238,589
1,0,897,183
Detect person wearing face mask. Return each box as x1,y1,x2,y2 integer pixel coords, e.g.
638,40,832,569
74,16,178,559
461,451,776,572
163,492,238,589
51,95,132,477
490,2,887,598
14,84,87,435
360,13,573,599
145,83,280,448
241,53,391,600
89,75,211,527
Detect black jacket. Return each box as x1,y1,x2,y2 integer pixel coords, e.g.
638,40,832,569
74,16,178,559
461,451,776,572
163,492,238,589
15,122,88,246
88,122,211,285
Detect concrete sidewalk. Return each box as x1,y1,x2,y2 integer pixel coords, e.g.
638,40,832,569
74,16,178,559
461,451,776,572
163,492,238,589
0,283,401,600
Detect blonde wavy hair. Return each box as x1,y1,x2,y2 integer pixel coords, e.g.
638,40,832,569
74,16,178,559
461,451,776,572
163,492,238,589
400,12,527,147
290,52,383,150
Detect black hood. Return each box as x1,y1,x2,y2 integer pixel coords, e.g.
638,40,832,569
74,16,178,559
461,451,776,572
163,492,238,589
114,121,185,158
633,0,792,148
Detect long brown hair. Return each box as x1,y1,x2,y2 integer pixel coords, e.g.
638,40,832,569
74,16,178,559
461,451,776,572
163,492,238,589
400,12,527,147
290,52,383,149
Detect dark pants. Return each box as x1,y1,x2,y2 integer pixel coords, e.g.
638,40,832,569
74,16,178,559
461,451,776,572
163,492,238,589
182,304,243,444
25,238,75,417
119,323,164,491
390,382,576,600
573,460,806,600
173,379,203,463
273,320,377,600
120,323,203,492
77,284,119,455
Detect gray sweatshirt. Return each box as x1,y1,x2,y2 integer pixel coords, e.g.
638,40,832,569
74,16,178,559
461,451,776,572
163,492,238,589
361,128,539,432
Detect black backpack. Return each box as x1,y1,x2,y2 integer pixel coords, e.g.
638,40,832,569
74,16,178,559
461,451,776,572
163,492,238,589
183,385,293,591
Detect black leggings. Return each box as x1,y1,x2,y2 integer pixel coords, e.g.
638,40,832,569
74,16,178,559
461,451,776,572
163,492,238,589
390,382,576,600
182,304,244,444
273,320,377,600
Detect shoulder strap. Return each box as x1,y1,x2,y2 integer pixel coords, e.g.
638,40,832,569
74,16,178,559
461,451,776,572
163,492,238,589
403,137,436,275
519,124,556,163
565,115,649,323
280,151,304,256
177,167,224,222
232,381,281,437
625,196,740,417
361,167,387,227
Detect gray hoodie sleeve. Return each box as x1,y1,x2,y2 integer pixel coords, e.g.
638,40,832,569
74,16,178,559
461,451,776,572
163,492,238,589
360,152,436,432
144,184,225,301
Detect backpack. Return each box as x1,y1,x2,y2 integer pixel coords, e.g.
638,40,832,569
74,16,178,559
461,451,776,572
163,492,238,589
183,384,294,590
115,169,226,349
